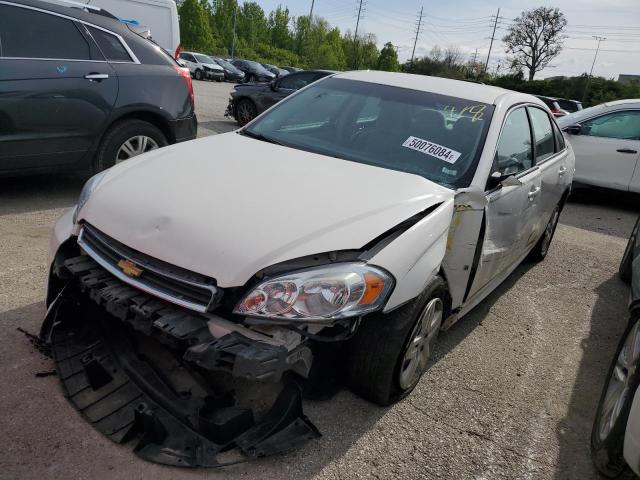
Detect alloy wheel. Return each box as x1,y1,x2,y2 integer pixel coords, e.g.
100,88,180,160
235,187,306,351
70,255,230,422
116,136,159,164
598,320,640,441
237,103,255,125
398,298,443,390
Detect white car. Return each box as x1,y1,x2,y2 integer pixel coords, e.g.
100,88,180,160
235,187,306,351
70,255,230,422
178,51,225,81
41,71,574,467
557,99,640,193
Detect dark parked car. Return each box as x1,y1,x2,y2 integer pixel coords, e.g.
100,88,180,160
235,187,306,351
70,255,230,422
0,0,196,176
535,95,569,117
281,66,303,73
591,216,640,477
211,57,245,82
226,70,334,126
556,98,583,113
230,59,275,83
261,63,288,78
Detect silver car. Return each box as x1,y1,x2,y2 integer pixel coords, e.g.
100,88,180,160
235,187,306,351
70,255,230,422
178,51,224,81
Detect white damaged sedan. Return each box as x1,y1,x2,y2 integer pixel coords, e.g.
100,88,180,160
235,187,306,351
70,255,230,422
42,71,574,467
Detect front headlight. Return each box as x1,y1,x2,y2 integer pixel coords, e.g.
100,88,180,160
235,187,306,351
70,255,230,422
234,263,394,322
72,171,107,223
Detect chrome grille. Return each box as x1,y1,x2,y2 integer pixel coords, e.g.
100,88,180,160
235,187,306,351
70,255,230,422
77,224,219,312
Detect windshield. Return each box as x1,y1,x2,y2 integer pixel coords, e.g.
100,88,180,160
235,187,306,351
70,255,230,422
215,58,235,70
244,78,494,188
195,54,213,64
244,60,269,72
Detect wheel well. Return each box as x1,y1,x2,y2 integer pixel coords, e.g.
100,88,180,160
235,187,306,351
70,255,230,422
104,111,174,145
437,268,454,319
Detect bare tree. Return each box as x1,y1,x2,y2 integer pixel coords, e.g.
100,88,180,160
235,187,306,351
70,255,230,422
443,46,462,68
503,7,567,81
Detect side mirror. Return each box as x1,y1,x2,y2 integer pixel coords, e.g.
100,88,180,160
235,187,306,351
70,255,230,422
487,170,523,190
562,123,582,135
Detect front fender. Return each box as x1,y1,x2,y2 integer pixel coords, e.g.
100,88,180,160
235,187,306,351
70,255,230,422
371,199,455,311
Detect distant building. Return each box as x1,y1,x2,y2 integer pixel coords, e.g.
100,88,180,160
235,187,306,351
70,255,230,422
618,74,640,84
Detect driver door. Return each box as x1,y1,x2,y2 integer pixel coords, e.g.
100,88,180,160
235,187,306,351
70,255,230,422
467,106,543,298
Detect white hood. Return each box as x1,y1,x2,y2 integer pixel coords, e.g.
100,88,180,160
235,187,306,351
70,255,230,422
79,133,454,287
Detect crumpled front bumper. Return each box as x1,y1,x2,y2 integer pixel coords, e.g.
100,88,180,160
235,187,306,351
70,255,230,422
41,251,320,467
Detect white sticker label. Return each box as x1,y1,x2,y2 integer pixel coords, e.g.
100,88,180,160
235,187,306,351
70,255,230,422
402,136,461,164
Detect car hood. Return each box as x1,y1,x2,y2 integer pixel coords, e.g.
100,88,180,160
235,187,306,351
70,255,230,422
202,62,223,70
79,133,454,287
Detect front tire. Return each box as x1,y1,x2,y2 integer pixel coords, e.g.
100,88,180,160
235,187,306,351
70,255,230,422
591,317,640,478
345,278,447,406
235,99,257,126
93,119,167,173
194,69,203,81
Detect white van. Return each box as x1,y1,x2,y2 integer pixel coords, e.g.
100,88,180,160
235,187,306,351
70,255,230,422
66,0,180,55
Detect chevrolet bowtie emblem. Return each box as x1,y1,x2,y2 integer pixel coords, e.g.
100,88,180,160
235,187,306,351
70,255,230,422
117,259,143,278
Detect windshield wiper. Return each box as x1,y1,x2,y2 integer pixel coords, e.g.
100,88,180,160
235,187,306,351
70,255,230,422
239,130,284,146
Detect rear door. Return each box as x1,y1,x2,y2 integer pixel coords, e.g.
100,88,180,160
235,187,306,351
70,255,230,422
567,109,640,191
467,106,543,298
528,106,569,232
0,3,117,172
261,72,320,110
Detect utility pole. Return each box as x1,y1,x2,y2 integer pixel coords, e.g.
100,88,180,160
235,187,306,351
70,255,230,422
582,36,606,102
410,6,423,66
353,0,365,69
309,0,315,21
472,48,478,64
484,7,500,74
230,5,237,59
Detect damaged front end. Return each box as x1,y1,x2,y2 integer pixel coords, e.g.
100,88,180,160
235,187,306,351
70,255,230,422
41,233,321,467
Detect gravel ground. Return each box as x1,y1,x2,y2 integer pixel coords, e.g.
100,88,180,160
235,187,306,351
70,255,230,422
1,80,639,480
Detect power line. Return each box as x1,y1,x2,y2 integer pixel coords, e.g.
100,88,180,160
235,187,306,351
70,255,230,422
411,6,424,65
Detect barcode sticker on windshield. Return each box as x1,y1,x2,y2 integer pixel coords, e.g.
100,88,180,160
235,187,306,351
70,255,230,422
402,136,461,164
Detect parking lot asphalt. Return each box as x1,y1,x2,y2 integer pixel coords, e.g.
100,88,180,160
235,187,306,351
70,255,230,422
1,80,639,480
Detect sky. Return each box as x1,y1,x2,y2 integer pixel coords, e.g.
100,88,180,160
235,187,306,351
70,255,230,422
249,0,640,79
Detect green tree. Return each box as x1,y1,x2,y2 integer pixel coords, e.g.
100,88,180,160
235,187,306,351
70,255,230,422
268,6,293,51
237,2,268,46
377,42,399,71
179,0,215,52
503,7,567,81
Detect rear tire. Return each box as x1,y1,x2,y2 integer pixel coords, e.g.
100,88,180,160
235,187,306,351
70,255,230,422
93,119,167,173
591,317,640,478
620,218,639,284
528,204,561,262
235,99,258,127
345,278,447,406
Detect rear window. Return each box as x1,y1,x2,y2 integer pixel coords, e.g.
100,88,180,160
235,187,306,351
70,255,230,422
88,26,131,62
0,4,91,60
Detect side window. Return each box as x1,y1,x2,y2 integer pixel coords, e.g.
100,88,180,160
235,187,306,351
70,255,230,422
528,107,555,163
494,107,533,176
278,72,316,90
87,26,131,62
581,111,640,140
552,121,566,151
0,4,91,60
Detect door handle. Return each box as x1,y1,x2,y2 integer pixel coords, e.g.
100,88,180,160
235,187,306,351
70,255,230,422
558,166,567,176
617,148,638,154
84,73,109,81
528,186,541,200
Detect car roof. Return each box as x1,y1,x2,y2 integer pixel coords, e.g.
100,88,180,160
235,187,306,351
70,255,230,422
9,0,132,36
602,98,640,107
334,70,517,105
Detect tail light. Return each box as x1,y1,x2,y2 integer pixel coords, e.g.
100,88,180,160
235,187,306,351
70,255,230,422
174,65,194,109
174,43,181,60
